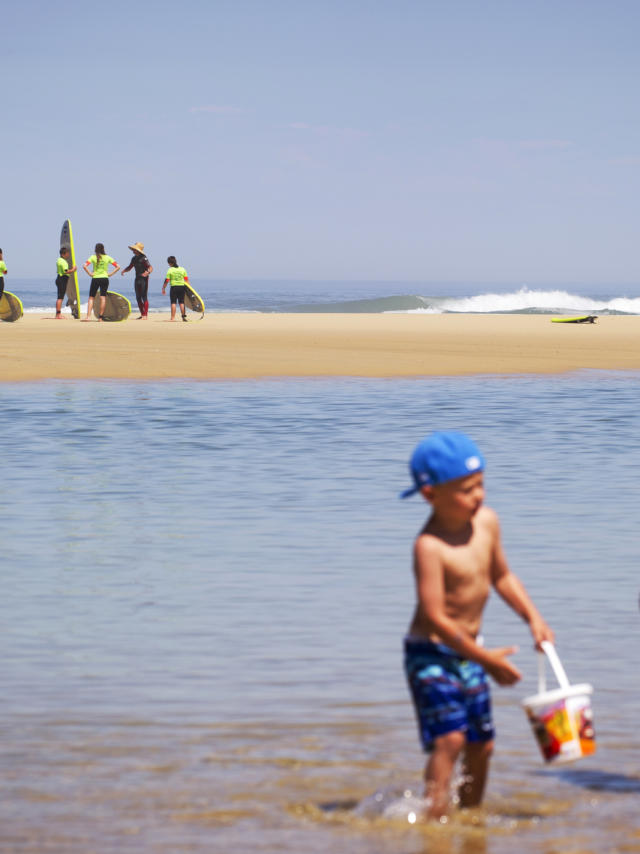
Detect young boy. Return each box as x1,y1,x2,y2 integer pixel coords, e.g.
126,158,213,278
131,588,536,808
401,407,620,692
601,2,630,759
401,431,553,820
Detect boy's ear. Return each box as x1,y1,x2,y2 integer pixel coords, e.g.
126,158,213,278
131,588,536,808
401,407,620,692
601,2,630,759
420,485,435,504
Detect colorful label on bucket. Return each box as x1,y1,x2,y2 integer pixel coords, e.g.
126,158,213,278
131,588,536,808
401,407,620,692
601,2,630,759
526,695,596,762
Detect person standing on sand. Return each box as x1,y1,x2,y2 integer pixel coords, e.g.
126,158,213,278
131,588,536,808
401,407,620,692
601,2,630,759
121,242,152,319
162,256,189,322
0,249,7,298
83,243,120,321
55,247,77,319
400,431,554,820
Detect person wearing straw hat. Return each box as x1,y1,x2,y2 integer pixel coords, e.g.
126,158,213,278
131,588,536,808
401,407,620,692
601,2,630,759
121,242,153,319
400,431,554,820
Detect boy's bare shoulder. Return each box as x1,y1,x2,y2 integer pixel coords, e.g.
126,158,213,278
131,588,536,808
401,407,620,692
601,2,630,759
413,528,442,557
414,505,500,550
468,505,502,541
476,504,500,529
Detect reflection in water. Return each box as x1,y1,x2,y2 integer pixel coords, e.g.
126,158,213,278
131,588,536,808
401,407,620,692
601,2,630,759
546,768,640,793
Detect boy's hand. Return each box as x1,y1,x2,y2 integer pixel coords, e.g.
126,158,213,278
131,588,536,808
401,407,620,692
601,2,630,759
484,646,522,685
529,617,554,651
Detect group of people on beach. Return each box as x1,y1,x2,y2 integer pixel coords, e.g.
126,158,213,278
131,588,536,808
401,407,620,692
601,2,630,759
55,242,192,322
0,243,192,322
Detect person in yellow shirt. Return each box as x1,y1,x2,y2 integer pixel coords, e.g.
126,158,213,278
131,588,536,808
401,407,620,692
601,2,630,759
55,247,77,319
82,243,120,321
161,255,189,322
0,248,7,298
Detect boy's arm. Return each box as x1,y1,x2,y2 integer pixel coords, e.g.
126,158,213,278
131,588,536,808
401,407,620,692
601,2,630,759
414,536,521,685
490,523,554,649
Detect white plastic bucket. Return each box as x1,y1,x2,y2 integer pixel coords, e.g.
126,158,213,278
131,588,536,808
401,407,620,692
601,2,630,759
521,642,595,763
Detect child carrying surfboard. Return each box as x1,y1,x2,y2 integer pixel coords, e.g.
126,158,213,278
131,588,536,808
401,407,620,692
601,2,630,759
162,256,189,322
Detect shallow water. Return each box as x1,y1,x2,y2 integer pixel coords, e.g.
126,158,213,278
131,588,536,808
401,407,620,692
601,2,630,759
1,374,639,852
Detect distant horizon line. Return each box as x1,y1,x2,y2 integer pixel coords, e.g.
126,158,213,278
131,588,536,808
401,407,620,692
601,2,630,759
8,277,640,288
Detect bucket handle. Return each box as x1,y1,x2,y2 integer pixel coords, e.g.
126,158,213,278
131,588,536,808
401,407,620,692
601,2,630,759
538,641,571,693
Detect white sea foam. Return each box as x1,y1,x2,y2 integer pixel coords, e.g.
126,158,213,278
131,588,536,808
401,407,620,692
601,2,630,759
14,282,640,315
402,287,640,315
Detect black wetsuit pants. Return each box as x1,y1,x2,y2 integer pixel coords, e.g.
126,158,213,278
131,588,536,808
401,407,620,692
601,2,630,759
135,276,149,316
56,275,69,299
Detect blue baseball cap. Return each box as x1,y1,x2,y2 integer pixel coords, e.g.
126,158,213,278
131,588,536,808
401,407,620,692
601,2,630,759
400,431,485,498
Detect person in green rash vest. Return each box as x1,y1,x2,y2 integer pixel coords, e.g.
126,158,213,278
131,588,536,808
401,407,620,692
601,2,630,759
162,255,189,322
82,242,120,321
0,248,7,298
55,247,77,319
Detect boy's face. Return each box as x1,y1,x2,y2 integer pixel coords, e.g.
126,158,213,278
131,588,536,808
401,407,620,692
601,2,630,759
421,471,485,521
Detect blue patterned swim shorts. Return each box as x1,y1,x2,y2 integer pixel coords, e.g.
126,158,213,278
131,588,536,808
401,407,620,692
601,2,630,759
404,637,495,752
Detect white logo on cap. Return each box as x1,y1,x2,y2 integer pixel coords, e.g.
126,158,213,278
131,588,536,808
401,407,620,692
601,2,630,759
465,455,481,471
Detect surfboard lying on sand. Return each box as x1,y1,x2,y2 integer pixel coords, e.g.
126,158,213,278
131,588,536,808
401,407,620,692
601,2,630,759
551,315,597,324
184,282,205,319
92,291,131,322
60,219,81,318
0,291,24,322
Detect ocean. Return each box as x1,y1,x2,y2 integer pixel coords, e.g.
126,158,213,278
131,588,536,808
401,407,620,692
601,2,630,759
9,277,640,315
1,372,639,853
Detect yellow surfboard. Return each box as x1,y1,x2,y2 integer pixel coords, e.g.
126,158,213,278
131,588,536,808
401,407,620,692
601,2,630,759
0,290,24,322
92,291,132,322
60,219,81,319
184,282,205,319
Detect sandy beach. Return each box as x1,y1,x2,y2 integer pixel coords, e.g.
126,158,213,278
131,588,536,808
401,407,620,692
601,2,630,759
1,313,640,381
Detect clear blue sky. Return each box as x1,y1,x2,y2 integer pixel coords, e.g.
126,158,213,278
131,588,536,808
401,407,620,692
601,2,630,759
5,0,640,284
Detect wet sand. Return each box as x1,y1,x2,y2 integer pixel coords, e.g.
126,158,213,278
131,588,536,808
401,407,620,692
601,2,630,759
1,313,640,381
